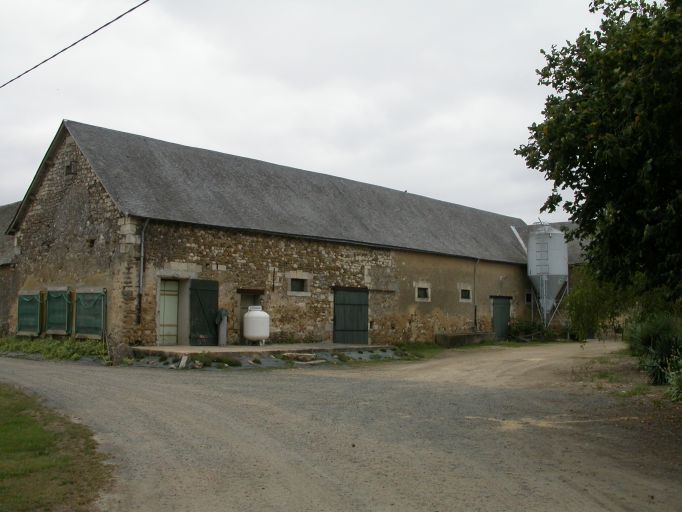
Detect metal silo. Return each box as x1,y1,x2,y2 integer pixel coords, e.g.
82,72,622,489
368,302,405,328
527,224,569,327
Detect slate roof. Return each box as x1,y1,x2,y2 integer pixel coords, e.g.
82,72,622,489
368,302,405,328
11,120,533,264
0,201,20,265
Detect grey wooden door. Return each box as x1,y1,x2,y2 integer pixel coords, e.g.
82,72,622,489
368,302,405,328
333,289,369,344
492,296,511,339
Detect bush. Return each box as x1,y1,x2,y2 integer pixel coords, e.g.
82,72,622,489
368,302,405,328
625,314,682,385
566,267,624,341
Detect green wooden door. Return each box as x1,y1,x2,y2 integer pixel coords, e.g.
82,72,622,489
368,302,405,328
492,297,511,339
334,289,369,344
189,280,219,346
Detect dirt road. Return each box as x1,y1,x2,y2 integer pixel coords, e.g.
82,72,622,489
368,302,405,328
1,341,680,511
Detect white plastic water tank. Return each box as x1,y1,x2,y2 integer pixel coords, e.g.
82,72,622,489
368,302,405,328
243,306,270,342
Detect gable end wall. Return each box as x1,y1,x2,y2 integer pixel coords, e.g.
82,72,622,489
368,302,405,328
7,133,134,338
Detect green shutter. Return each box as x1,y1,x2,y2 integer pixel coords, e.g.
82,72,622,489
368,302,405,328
46,290,71,333
75,292,106,338
17,293,41,335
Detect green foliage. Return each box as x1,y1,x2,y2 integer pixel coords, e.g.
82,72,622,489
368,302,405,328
509,319,559,341
613,383,649,397
0,384,110,511
394,343,445,359
625,313,682,384
567,266,624,340
667,357,682,401
214,354,242,367
516,0,682,299
335,352,351,363
0,337,108,361
192,353,215,367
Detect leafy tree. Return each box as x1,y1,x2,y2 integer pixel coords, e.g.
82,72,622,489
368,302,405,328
516,0,682,299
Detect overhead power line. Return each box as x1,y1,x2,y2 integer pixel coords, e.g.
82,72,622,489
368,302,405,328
0,0,151,90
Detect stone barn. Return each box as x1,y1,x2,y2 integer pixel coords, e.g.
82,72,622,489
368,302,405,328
1,120,536,346
0,201,21,335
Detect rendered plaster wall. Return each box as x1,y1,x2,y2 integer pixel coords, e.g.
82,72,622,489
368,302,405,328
376,251,531,343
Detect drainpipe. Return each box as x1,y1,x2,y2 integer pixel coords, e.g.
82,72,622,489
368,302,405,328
136,219,150,325
473,258,480,331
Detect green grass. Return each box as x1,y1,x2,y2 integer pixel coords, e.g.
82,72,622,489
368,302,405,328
454,339,544,350
0,384,110,512
0,337,108,362
395,343,446,359
613,384,650,398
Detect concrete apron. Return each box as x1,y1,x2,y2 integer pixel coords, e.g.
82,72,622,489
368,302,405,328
132,343,394,358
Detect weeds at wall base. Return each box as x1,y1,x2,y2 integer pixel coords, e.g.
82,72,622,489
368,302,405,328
0,337,109,363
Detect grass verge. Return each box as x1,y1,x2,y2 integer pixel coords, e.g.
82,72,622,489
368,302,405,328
0,337,108,362
570,349,660,398
454,339,546,350
0,384,111,512
395,343,446,359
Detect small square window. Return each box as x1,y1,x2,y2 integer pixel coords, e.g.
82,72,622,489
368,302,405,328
290,278,306,292
286,272,312,297
460,289,471,300
414,283,431,302
525,291,533,304
64,161,76,176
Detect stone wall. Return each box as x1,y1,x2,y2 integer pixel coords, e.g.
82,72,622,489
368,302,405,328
0,266,17,335
8,132,132,339
137,220,531,345
139,221,396,345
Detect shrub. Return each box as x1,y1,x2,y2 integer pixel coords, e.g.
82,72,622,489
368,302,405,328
566,267,625,340
625,314,682,385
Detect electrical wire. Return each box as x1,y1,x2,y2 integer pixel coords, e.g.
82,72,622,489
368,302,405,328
0,0,151,89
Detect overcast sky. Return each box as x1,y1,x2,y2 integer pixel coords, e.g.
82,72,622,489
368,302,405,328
0,0,599,223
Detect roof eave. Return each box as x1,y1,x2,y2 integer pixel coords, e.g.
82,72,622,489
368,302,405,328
131,214,528,266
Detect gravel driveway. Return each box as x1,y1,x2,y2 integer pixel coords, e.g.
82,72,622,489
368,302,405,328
1,341,680,512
